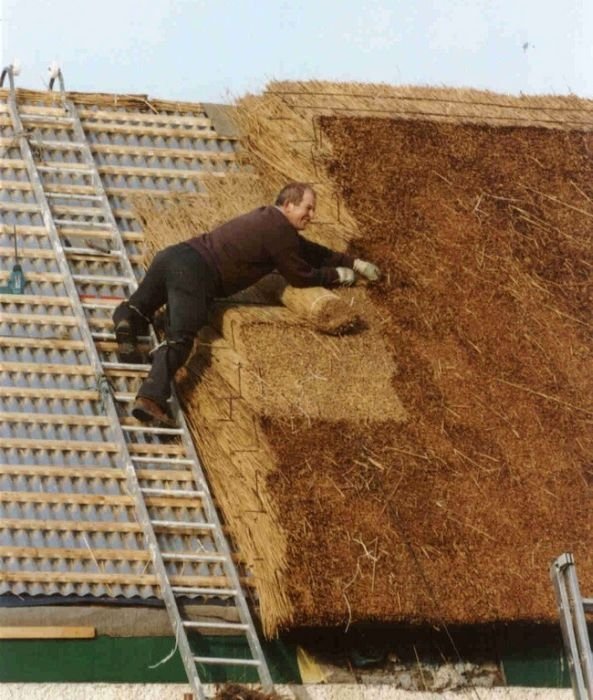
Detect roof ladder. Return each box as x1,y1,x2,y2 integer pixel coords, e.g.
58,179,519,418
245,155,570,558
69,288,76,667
3,65,272,698
551,553,593,699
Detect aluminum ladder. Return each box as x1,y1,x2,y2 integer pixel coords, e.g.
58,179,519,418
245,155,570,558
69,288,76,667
2,66,272,698
551,553,593,699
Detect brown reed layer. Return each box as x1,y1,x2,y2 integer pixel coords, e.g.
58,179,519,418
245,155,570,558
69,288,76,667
281,114,593,627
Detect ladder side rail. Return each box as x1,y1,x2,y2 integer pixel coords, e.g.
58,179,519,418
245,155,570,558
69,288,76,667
565,561,593,698
67,100,273,689
66,98,209,700
551,556,589,700
6,94,207,700
5,100,110,390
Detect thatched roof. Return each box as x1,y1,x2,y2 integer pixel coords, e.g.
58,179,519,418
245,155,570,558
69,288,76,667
3,80,592,639
141,82,593,635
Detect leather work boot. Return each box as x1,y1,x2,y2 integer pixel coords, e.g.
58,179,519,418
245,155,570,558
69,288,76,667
131,396,176,428
113,302,150,364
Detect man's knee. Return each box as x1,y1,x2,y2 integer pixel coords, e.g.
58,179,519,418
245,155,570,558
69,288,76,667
113,301,150,335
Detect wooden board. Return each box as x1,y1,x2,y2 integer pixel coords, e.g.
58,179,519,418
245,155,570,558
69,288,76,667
0,438,118,452
0,361,93,374
0,545,149,562
0,158,27,169
0,517,232,537
91,143,236,161
0,387,100,400
0,465,193,482
0,271,63,283
0,294,71,306
97,164,230,180
0,490,203,509
0,571,239,587
82,122,220,140
0,626,96,640
0,412,110,427
78,108,212,127
0,224,49,236
0,312,79,327
0,337,86,351
0,180,33,192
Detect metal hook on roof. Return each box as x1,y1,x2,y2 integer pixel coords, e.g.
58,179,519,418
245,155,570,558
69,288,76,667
47,61,66,94
0,60,21,97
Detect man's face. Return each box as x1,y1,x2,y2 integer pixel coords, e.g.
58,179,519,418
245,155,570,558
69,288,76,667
282,190,316,230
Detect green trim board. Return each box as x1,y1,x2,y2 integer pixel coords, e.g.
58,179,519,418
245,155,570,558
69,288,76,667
0,626,576,687
0,635,300,684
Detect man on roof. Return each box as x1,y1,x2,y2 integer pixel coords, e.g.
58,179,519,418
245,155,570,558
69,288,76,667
112,181,381,426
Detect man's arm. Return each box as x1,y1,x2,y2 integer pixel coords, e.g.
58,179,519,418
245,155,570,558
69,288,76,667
272,245,341,288
297,235,355,270
268,230,380,288
298,235,381,284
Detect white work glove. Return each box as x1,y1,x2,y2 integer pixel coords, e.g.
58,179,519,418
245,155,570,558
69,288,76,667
354,258,381,282
336,267,355,286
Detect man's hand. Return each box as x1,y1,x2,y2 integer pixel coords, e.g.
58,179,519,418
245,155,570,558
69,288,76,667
354,258,381,282
336,267,355,286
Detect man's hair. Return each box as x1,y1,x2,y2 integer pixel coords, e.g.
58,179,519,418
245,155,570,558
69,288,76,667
275,182,316,206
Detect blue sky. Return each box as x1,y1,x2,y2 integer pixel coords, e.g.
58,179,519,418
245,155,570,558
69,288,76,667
1,0,591,103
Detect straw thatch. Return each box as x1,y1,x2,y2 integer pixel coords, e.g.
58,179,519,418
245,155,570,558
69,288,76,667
204,301,404,423
137,82,593,636
267,80,593,130
177,356,293,637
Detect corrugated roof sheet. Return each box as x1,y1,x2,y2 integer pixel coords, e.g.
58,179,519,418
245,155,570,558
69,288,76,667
0,89,241,601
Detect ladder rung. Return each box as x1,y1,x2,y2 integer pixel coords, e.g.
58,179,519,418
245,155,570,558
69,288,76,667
184,621,248,631
66,246,120,258
92,331,116,340
151,520,215,531
46,192,102,201
82,300,126,309
113,392,135,401
162,553,227,563
93,330,150,340
55,205,107,217
21,114,74,124
172,586,237,596
193,656,260,667
29,138,85,149
55,220,111,229
132,456,193,465
102,361,152,372
37,165,92,174
122,425,182,435
73,274,134,285
141,487,205,498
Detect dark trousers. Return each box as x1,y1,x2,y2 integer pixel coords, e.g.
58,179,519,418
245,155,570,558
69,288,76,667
123,243,217,408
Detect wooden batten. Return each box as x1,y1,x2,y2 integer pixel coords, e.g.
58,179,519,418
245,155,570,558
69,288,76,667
0,571,242,588
97,165,229,180
0,626,96,640
77,108,213,127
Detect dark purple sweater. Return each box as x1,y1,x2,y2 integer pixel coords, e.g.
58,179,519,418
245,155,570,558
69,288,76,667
187,205,354,296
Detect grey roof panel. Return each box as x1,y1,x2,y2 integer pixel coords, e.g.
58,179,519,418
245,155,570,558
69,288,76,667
0,91,241,603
